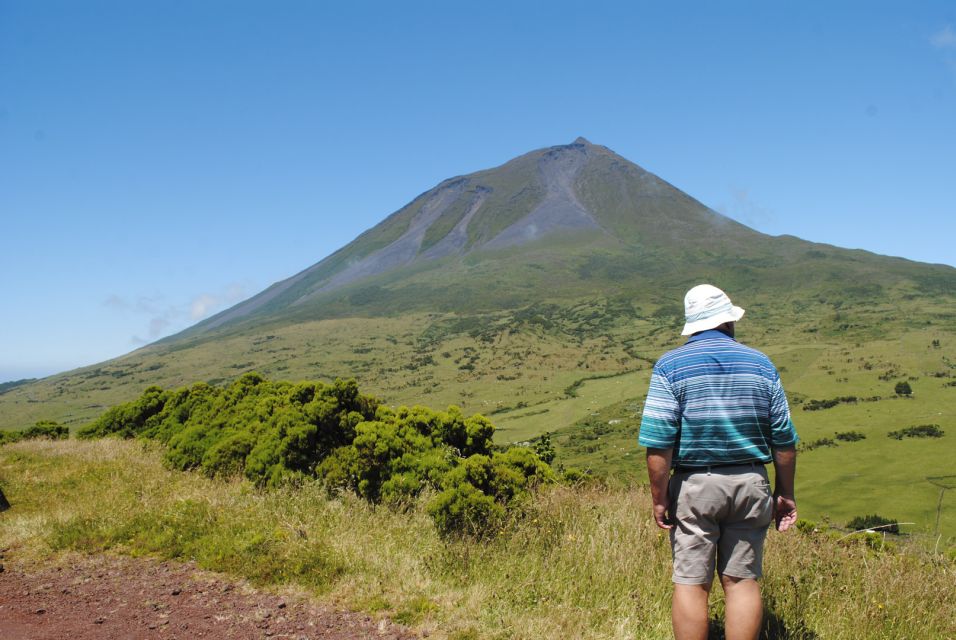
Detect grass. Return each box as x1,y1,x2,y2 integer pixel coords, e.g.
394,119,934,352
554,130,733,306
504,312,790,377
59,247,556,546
1,439,955,639
2,301,956,543
1,253,956,544
492,371,647,444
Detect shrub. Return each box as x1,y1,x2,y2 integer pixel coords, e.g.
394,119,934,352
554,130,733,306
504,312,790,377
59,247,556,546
846,514,899,534
894,381,912,396
21,420,69,440
795,518,818,534
887,424,944,440
802,396,857,411
798,437,837,452
1,420,69,445
201,431,257,477
834,430,866,442
79,385,167,439
80,374,556,537
78,374,380,486
840,531,897,553
428,481,505,538
533,433,555,464
428,448,556,538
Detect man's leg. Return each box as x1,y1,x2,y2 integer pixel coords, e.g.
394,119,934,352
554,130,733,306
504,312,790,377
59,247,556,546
672,581,711,640
720,575,762,640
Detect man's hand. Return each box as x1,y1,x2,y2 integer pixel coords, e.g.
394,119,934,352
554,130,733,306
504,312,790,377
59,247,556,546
771,447,797,531
653,498,673,530
774,494,797,531
646,448,674,530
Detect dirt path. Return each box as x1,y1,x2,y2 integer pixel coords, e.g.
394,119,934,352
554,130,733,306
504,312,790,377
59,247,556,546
0,552,417,640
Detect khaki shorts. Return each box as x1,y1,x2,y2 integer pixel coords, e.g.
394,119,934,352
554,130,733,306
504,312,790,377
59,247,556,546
668,464,773,584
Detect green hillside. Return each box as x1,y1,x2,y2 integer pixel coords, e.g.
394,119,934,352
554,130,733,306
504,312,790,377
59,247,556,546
2,137,955,541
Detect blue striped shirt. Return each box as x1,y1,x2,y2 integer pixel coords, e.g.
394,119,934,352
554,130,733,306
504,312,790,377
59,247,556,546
638,329,798,466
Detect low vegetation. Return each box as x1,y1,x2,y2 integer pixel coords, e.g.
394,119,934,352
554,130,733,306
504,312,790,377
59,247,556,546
802,396,859,411
887,424,945,440
846,514,900,534
1,439,954,639
834,430,866,442
0,420,68,445
76,373,556,537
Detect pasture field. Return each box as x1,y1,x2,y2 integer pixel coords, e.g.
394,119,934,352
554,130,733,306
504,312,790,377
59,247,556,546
533,327,956,541
1,295,954,543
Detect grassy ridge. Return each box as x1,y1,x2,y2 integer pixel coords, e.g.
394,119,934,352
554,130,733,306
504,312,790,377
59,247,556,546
1,439,954,639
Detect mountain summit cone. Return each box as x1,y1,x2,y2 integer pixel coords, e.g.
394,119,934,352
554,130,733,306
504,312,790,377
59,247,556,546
189,138,771,336
2,138,955,431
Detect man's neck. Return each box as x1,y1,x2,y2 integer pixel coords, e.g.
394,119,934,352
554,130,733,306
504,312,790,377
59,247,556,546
688,328,736,343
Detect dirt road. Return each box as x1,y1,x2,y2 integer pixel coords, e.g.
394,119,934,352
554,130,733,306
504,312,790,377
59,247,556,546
0,553,416,640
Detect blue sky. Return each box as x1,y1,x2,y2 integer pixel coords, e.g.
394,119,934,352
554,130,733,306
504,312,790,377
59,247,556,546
2,1,955,381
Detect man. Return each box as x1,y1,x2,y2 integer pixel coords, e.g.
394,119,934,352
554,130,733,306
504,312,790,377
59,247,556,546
639,284,798,640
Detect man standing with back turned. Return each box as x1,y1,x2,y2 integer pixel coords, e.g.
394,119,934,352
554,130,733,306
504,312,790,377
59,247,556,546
639,284,799,640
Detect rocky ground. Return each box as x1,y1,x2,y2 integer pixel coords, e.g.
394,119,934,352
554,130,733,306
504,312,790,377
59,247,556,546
0,552,417,640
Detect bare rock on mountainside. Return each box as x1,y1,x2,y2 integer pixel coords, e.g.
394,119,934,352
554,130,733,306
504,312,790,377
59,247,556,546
1,137,955,432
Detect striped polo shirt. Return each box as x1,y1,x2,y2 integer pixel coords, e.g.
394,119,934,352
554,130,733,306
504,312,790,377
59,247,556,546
639,329,798,466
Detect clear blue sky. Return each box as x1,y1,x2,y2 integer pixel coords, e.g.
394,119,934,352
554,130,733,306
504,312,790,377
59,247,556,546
2,1,955,382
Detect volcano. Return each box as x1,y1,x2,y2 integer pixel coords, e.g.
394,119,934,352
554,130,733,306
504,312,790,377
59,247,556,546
2,138,955,431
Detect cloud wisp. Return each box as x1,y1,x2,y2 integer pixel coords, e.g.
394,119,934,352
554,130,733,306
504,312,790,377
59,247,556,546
103,283,250,346
930,25,956,82
716,187,776,230
930,25,956,49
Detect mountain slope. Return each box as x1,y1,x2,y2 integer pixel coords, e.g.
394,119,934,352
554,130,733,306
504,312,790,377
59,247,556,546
3,137,955,436
183,139,761,334
5,137,956,540
164,137,953,348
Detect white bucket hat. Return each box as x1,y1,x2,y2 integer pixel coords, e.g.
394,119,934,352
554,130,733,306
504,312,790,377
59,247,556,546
681,284,745,336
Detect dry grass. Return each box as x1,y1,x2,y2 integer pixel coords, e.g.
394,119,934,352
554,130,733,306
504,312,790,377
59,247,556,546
1,439,954,639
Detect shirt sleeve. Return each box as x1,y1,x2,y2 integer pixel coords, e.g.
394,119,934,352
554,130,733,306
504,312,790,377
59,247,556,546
639,365,681,449
768,374,799,448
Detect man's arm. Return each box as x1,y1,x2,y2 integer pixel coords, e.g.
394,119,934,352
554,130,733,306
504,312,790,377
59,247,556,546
646,447,673,530
771,446,797,532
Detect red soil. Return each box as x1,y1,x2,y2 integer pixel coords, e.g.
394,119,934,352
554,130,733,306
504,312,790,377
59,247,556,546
0,552,417,640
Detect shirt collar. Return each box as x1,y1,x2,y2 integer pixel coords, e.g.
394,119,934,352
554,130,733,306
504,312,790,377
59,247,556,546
686,329,736,344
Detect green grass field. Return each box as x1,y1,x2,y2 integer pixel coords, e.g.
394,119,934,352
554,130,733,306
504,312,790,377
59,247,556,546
2,294,954,543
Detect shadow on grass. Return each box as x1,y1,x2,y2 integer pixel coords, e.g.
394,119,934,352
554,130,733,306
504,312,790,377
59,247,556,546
708,608,819,640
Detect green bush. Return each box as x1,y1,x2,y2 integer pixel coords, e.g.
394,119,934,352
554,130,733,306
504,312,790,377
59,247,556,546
79,374,380,486
428,448,556,538
560,466,590,485
1,420,69,445
21,420,69,440
840,531,897,553
428,480,505,538
798,437,838,451
795,518,818,534
887,424,944,440
802,396,857,411
834,430,866,442
201,431,257,477
846,514,899,534
79,385,167,439
79,374,556,537
533,433,556,464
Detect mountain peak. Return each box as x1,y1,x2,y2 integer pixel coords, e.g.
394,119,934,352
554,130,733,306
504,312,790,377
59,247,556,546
190,139,770,332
